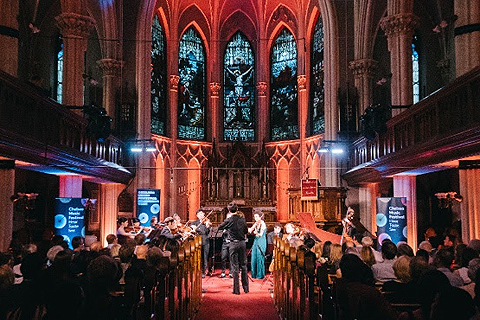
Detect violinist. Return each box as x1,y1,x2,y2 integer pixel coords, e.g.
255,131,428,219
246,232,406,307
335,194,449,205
248,211,267,279
191,209,212,277
341,207,356,243
161,217,182,240
283,222,302,247
131,218,152,238
116,217,135,245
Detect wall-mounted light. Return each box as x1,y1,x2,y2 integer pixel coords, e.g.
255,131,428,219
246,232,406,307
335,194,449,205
318,140,346,155
129,140,156,153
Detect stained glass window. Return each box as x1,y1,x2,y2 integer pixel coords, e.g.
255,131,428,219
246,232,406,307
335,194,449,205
151,16,167,135
56,39,63,104
178,27,206,140
223,32,255,141
310,17,325,135
270,28,298,141
412,38,420,104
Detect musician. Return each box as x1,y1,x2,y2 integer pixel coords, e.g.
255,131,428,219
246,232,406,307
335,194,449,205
248,211,267,279
267,223,283,245
218,203,249,295
131,217,152,238
191,209,212,277
160,217,182,240
342,207,356,240
117,217,135,244
219,211,232,278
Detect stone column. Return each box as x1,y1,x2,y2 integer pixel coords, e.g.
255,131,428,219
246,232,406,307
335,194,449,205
349,59,377,115
297,75,307,171
97,59,123,129
0,164,14,251
393,175,417,251
256,81,268,142
359,183,379,237
0,0,19,76
55,13,95,108
209,82,221,141
99,183,123,246
454,0,480,76
169,75,179,216
380,13,419,115
59,176,82,197
459,168,480,242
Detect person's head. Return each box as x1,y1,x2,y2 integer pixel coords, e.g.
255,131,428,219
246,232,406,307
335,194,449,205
90,241,103,252
340,253,374,285
360,246,376,268
322,241,332,258
47,245,65,264
134,233,146,246
460,247,478,268
118,244,135,263
164,216,176,228
118,217,128,227
393,255,412,283
284,223,295,235
410,255,432,283
274,223,282,234
381,240,397,260
151,216,159,225
87,255,120,289
361,236,373,248
424,227,437,241
468,239,480,254
106,234,117,245
22,243,38,256
147,247,164,269
416,249,430,263
397,243,414,257
434,248,454,268
342,240,355,253
430,286,475,320
418,240,433,253
417,270,451,317
20,252,44,280
467,258,480,282
253,212,264,222
71,236,85,251
136,245,148,260
443,234,456,248
346,207,354,220
196,209,205,220
330,243,343,262
227,203,237,214
132,218,140,227
110,244,121,258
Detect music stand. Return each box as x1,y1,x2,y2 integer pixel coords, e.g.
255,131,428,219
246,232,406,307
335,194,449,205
209,227,223,274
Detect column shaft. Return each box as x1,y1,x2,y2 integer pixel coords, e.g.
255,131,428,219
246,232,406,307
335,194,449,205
0,167,14,251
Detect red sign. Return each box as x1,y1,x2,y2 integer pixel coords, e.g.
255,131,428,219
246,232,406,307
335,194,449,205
301,179,318,200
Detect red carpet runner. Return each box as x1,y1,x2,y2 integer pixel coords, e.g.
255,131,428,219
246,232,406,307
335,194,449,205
194,272,279,320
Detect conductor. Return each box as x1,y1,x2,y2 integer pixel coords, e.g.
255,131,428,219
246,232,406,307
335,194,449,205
218,203,249,295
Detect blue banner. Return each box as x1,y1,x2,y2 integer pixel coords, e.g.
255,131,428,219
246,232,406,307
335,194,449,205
376,197,407,245
54,198,88,249
136,189,160,226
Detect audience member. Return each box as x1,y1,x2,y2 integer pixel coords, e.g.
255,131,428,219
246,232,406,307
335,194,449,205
434,248,464,287
371,240,397,283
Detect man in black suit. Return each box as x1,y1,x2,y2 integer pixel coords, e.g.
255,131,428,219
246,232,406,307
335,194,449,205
218,203,249,294
160,217,182,240
191,209,212,278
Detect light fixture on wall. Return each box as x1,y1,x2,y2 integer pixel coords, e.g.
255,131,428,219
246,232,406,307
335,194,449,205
318,140,346,155
434,191,463,208
129,139,156,153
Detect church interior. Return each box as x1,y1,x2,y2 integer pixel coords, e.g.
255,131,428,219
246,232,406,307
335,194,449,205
1,0,480,318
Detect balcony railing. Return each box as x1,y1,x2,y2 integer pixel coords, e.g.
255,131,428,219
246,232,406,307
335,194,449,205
0,70,131,183
346,66,480,184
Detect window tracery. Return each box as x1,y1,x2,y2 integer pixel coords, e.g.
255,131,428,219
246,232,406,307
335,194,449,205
151,15,167,135
310,17,325,135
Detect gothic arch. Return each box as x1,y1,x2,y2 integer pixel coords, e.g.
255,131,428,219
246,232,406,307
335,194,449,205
178,5,211,48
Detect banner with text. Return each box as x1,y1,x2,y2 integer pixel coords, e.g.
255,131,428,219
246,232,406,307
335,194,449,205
54,198,87,249
301,179,318,200
136,189,161,226
376,197,407,244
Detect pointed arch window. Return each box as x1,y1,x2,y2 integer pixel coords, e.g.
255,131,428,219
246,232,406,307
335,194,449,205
56,37,63,104
151,15,167,135
223,32,255,141
310,16,325,135
412,37,420,104
178,27,206,140
270,28,298,141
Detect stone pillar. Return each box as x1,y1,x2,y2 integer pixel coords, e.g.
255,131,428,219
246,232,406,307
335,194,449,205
459,168,480,242
380,13,419,115
97,59,123,129
169,75,179,216
297,75,307,169
99,183,123,246
454,0,480,76
359,183,379,237
0,165,14,251
256,81,268,142
209,82,221,141
59,175,82,198
0,0,19,76
55,13,95,108
349,59,377,115
393,175,417,251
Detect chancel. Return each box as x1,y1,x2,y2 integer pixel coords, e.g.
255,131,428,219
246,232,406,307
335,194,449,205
1,0,480,319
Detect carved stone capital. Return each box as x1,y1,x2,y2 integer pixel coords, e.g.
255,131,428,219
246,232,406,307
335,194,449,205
256,81,268,97
349,59,378,78
170,75,179,90
297,75,307,90
380,14,419,38
209,82,221,96
55,12,96,38
96,59,123,77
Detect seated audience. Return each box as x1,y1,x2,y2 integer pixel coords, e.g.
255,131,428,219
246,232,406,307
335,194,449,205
371,240,397,283
434,248,464,287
